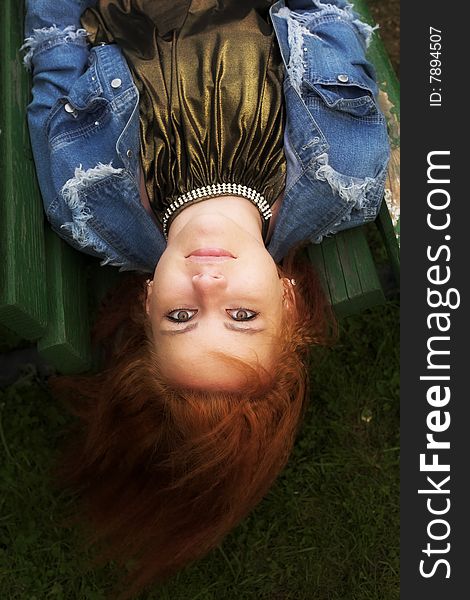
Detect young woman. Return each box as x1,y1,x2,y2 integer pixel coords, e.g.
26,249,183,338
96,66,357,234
23,1,390,597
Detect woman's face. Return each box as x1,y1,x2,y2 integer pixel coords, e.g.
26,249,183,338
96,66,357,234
146,210,286,389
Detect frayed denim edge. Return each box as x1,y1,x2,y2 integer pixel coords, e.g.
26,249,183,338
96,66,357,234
312,152,377,242
315,153,375,209
60,162,126,268
277,7,320,94
21,25,88,71
304,1,379,48
277,1,379,93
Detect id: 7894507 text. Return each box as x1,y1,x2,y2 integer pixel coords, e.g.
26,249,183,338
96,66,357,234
429,26,442,107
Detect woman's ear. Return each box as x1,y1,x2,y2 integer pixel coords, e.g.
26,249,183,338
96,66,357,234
145,279,154,316
281,277,297,314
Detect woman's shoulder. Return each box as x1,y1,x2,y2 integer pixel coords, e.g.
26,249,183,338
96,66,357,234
269,0,390,260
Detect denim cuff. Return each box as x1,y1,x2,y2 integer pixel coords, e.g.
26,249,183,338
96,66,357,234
21,25,88,71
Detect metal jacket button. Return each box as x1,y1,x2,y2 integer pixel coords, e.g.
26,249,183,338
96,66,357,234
111,78,122,89
64,102,75,113
337,74,349,83
126,149,133,158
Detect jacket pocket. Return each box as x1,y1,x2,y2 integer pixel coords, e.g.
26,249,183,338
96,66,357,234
46,60,111,149
300,14,383,121
48,98,111,150
303,77,380,121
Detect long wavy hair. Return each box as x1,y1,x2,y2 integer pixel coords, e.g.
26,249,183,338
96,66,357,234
48,248,336,600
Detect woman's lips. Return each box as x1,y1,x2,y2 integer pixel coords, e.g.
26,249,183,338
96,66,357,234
188,248,235,257
187,256,234,263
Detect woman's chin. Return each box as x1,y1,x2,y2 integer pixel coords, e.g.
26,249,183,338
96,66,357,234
170,215,250,254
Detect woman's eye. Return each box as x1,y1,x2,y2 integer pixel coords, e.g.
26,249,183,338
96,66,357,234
226,308,259,321
166,309,198,322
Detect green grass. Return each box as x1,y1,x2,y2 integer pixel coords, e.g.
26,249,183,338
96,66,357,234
0,301,399,600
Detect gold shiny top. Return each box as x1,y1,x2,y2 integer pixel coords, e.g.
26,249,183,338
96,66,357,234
82,0,286,237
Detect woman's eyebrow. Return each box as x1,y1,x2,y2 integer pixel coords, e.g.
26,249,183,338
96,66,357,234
159,322,265,336
224,323,265,334
159,323,198,336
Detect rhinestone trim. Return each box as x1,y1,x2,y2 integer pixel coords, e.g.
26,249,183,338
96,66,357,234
162,182,272,238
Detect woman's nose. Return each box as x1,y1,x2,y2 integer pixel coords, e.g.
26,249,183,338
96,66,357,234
192,273,227,291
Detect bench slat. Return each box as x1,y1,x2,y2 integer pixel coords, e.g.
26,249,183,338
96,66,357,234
342,228,386,311
37,228,92,374
309,228,385,318
320,237,350,310
0,0,47,340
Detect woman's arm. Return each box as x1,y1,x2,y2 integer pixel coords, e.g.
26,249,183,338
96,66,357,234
24,0,98,37
22,1,99,213
22,1,165,272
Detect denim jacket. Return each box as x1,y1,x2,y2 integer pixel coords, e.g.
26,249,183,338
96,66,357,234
23,0,390,272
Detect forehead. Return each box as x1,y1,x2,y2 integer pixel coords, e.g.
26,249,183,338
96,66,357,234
155,331,278,389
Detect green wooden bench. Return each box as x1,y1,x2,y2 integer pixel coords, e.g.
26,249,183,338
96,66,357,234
0,0,400,374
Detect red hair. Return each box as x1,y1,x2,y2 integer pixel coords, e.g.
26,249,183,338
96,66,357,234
48,248,336,599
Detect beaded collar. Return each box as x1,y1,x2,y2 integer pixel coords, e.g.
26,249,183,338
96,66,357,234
161,182,273,239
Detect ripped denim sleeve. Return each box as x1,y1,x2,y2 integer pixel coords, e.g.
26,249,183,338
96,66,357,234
273,0,389,239
21,25,88,71
315,153,377,210
276,0,379,94
279,0,378,48
317,159,389,241
58,162,128,268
